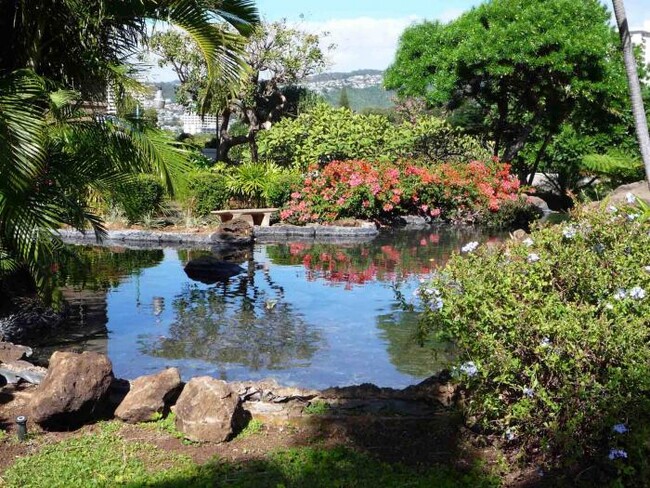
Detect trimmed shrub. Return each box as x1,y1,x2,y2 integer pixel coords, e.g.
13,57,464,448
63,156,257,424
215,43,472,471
185,171,229,217
417,204,650,482
113,175,165,224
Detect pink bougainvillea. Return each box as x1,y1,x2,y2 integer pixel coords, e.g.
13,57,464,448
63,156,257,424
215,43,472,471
280,159,523,224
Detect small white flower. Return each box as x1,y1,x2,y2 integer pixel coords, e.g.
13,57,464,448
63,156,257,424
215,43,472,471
626,192,636,204
428,296,444,312
629,286,646,300
605,303,614,310
608,205,618,214
593,243,606,254
523,387,535,398
540,337,551,348
522,238,534,247
613,424,629,434
608,448,628,460
527,253,540,263
459,361,478,377
644,266,650,274
505,428,516,441
461,241,479,253
614,289,628,300
562,226,577,239
627,213,640,221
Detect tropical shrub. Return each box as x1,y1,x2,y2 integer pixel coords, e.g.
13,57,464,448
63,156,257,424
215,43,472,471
185,171,229,217
112,175,165,224
264,171,303,208
280,159,528,226
257,104,489,169
417,203,650,482
226,161,280,207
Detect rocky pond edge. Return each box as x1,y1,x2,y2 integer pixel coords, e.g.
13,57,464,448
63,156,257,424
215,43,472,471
0,344,455,444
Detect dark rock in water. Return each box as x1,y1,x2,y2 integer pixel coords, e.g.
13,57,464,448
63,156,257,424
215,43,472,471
184,256,245,284
174,376,240,442
30,351,113,428
0,360,47,385
115,368,183,424
0,342,32,362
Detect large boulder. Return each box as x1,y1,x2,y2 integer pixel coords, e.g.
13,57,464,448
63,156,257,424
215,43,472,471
114,368,183,423
30,351,113,428
174,376,240,442
607,181,650,206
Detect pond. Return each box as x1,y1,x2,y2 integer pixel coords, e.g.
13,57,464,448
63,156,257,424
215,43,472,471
36,228,503,389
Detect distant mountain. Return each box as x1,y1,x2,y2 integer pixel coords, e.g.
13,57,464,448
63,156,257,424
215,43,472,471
302,70,394,112
152,69,395,111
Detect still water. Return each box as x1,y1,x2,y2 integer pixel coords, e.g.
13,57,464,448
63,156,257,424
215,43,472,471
40,228,500,389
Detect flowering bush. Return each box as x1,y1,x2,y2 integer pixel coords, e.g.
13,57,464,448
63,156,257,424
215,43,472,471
418,203,650,482
280,159,532,226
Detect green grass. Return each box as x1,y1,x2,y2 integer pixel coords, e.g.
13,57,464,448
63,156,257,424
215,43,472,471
303,400,330,415
1,422,500,488
235,419,264,439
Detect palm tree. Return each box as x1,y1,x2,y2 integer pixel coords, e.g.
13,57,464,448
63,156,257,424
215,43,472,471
0,0,258,290
611,0,650,184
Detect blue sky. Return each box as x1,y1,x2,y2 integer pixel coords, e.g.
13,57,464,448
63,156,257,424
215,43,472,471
150,1,650,80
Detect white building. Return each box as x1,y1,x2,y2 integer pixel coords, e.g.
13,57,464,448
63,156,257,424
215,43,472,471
181,113,218,135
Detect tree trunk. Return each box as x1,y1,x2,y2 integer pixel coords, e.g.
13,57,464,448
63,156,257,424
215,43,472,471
612,0,650,186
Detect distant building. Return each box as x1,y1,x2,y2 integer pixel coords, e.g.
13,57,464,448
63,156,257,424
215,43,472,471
181,113,218,135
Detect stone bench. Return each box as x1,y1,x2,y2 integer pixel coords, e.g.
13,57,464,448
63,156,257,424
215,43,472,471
211,208,278,227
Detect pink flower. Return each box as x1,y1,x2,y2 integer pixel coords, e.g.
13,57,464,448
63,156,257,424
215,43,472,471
430,208,441,217
383,203,394,212
291,192,302,199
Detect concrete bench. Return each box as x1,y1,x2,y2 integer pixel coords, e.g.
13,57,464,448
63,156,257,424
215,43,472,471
211,208,278,227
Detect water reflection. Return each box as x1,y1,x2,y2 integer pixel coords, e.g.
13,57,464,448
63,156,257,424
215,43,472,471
34,228,501,387
140,284,321,371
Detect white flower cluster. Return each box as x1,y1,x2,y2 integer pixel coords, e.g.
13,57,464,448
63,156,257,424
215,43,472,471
461,241,479,253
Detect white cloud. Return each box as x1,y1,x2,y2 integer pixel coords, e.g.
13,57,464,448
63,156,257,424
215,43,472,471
300,9,463,73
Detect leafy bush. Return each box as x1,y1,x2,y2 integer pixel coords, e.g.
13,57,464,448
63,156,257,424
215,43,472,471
257,103,489,169
112,174,165,223
280,159,528,226
265,171,303,208
185,171,230,217
226,161,280,207
417,204,650,482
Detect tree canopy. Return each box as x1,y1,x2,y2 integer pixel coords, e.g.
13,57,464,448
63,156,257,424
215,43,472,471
385,0,629,182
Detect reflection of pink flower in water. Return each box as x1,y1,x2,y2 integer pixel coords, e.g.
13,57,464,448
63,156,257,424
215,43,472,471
429,234,440,244
420,239,428,246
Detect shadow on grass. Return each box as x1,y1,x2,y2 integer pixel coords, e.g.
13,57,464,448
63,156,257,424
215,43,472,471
146,445,500,488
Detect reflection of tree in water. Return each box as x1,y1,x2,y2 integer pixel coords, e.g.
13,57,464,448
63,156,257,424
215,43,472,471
52,245,164,292
141,253,322,372
376,304,453,378
266,228,497,289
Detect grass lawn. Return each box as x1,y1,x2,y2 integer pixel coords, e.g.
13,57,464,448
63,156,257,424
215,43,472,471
0,421,499,488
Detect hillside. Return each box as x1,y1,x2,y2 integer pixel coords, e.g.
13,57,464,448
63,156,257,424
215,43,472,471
154,70,395,111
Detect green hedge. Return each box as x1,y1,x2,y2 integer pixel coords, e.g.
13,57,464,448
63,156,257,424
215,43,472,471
185,171,230,217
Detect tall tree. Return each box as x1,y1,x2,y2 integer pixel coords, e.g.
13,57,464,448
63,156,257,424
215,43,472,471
150,19,332,162
385,0,628,183
612,0,650,185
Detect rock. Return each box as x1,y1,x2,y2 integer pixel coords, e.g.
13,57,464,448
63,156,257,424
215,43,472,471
606,181,650,206
184,256,245,284
174,376,240,442
0,360,47,385
115,368,183,423
231,379,319,403
0,342,32,363
510,229,530,241
526,196,551,214
30,351,113,427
